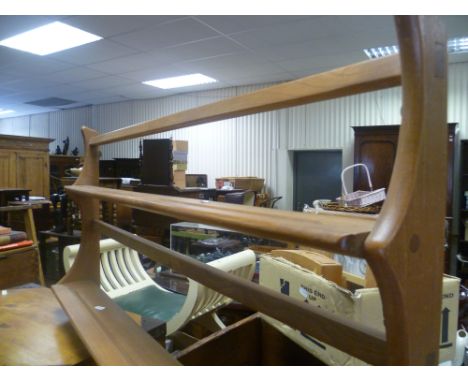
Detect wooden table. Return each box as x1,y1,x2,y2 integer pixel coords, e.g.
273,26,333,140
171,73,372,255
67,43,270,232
0,287,90,365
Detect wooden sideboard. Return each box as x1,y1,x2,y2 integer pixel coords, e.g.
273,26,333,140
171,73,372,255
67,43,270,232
0,135,54,197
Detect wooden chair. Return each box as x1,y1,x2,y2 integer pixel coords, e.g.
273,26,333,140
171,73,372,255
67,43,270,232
63,239,256,335
51,16,447,365
0,205,45,289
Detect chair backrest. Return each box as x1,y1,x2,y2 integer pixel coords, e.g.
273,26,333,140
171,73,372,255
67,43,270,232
166,248,256,334
63,239,256,334
63,238,154,298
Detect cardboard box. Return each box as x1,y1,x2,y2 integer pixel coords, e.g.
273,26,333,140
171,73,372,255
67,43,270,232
173,170,186,188
215,177,264,192
173,163,188,171
172,140,188,153
259,255,460,365
269,249,343,286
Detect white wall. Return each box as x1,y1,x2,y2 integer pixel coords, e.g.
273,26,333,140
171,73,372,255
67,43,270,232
1,62,467,211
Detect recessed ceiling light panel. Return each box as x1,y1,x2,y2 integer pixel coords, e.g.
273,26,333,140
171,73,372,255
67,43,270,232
143,73,217,89
363,45,399,60
0,109,14,116
0,21,102,56
364,37,468,59
448,37,468,54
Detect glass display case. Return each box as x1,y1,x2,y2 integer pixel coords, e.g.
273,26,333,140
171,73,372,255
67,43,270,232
170,222,288,263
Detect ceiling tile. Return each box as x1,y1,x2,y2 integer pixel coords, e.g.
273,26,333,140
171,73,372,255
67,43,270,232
1,57,75,78
1,78,61,93
41,67,109,84
110,17,220,52
160,36,248,63
106,83,168,99
119,65,189,82
276,50,366,74
71,75,135,91
48,39,139,65
70,89,121,102
62,15,187,38
194,15,314,35
86,52,175,75
440,15,468,38
0,15,466,118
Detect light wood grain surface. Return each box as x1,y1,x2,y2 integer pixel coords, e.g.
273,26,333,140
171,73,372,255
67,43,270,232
0,287,89,365
66,184,374,256
90,55,400,146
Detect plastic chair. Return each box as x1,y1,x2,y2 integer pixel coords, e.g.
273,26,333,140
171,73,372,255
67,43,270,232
63,239,256,335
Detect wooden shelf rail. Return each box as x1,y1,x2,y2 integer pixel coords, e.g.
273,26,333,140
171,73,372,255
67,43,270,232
52,16,448,365
65,184,374,256
90,55,400,146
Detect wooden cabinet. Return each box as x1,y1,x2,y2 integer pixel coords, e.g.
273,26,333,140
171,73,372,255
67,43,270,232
457,140,468,281
352,124,456,216
353,124,456,274
0,135,54,197
50,155,82,178
50,155,82,194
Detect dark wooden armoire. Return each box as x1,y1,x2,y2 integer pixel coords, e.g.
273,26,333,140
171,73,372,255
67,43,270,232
352,124,456,273
352,124,455,216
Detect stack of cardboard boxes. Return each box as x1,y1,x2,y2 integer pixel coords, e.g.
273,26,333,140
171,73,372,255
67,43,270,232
172,140,188,189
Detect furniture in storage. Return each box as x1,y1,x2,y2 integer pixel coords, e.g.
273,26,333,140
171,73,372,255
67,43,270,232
352,124,455,215
457,139,468,282
352,124,456,273
0,135,53,197
52,16,447,365
63,239,256,335
0,205,45,289
50,155,83,193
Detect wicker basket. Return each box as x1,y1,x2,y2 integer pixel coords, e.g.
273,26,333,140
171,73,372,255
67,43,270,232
336,164,386,207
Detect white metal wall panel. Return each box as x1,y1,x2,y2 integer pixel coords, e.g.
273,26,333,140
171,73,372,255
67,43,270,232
49,107,92,155
0,115,30,136
30,113,50,138
287,86,403,151
0,62,467,208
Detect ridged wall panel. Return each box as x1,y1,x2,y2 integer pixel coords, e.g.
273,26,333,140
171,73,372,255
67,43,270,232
0,62,467,208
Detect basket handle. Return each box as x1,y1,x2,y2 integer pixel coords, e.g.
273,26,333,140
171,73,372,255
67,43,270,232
341,163,373,195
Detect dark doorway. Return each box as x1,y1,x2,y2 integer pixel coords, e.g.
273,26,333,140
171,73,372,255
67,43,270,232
293,150,342,211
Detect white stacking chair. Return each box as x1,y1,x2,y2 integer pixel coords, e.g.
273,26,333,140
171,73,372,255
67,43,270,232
63,238,256,335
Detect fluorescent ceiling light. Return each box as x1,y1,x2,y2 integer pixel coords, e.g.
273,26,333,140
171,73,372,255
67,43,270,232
143,74,217,89
364,37,468,59
0,21,102,56
364,45,399,59
448,37,468,54
0,109,14,116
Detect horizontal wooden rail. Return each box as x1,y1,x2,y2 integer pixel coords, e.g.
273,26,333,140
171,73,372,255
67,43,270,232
53,281,180,365
66,185,375,256
95,220,388,365
90,55,400,146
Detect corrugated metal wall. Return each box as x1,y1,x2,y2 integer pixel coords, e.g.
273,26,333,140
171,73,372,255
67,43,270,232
1,62,467,209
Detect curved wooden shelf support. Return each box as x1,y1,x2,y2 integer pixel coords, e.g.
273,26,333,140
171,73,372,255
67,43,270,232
365,16,447,365
51,16,447,366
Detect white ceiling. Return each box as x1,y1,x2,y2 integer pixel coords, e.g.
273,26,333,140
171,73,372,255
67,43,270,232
0,15,467,118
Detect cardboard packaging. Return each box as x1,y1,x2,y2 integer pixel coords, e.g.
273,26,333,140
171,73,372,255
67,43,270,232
259,255,460,365
172,140,188,153
269,249,342,286
173,170,186,188
215,177,264,192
